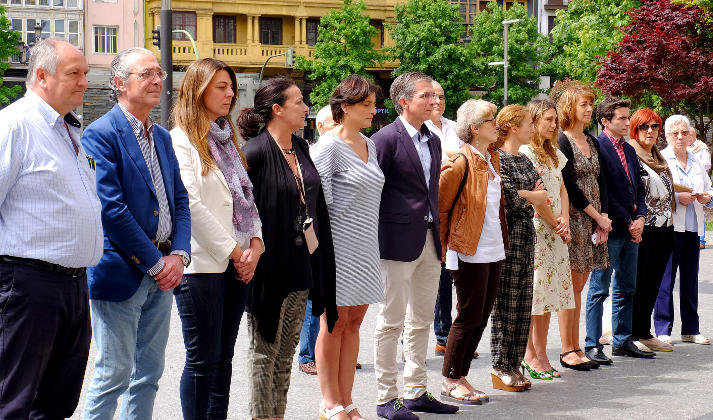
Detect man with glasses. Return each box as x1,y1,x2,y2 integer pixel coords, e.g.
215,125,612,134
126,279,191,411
81,48,191,419
372,72,458,419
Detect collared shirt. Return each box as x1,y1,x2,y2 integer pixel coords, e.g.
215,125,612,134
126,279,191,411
604,130,631,182
425,116,462,165
117,103,186,275
0,91,103,268
400,115,433,221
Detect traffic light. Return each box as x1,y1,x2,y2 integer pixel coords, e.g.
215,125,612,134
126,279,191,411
285,46,294,67
152,26,161,50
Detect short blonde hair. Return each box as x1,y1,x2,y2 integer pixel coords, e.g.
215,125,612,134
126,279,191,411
550,80,596,131
455,99,497,143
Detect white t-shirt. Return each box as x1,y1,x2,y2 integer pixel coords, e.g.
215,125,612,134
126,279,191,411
426,116,463,165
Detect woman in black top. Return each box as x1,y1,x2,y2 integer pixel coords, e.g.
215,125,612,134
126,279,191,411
238,76,337,420
551,80,611,370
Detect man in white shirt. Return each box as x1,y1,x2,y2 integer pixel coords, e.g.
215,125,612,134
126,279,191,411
0,38,103,419
686,127,711,248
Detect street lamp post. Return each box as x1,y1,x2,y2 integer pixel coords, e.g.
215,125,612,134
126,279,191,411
488,18,522,106
160,0,173,128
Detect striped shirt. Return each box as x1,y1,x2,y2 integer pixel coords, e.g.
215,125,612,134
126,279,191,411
604,130,631,182
310,131,385,306
0,91,103,268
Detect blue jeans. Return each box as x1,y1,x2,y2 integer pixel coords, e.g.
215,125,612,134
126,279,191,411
585,237,638,350
433,264,453,346
174,268,249,420
83,274,172,420
298,299,320,364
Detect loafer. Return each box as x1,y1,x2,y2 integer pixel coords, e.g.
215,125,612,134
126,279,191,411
612,340,655,358
585,347,612,366
681,334,710,345
403,392,458,414
377,398,418,420
299,361,317,375
639,337,673,352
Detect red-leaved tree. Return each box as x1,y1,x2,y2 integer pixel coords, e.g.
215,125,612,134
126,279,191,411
597,0,713,140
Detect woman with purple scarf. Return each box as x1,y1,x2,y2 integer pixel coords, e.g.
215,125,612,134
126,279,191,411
170,58,263,420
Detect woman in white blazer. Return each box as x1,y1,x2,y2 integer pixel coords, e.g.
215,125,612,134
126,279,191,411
170,58,263,420
655,114,712,347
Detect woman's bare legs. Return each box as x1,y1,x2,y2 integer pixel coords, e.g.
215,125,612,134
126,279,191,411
524,314,553,376
558,271,591,364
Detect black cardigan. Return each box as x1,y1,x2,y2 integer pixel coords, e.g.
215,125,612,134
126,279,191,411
558,131,609,214
242,129,338,343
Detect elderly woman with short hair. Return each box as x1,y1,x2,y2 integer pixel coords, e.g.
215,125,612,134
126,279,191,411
627,108,675,352
438,99,505,404
655,115,712,346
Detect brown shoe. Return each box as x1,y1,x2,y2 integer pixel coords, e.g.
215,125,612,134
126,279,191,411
356,362,362,369
435,343,446,356
639,337,674,352
473,351,479,359
299,361,317,375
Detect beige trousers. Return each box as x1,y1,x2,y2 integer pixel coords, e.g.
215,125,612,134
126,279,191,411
374,232,441,404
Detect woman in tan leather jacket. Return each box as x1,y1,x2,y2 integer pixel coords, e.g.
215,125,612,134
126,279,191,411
437,99,507,405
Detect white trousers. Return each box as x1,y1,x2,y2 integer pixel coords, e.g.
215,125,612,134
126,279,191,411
374,232,441,404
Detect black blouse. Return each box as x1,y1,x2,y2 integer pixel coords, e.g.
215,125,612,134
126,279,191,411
242,129,337,343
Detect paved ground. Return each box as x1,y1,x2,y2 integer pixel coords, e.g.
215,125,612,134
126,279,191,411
71,247,713,419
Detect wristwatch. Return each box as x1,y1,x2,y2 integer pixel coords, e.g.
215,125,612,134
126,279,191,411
180,255,190,267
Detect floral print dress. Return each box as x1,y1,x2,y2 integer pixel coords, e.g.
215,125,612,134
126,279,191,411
521,145,575,315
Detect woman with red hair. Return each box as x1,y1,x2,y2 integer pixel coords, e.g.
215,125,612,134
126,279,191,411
627,108,675,352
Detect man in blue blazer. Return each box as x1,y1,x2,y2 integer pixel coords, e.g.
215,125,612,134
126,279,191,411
372,72,457,420
81,48,191,419
585,96,654,364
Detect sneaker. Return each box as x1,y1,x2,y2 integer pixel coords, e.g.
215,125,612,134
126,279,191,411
681,334,710,345
299,361,317,375
376,398,418,420
403,392,458,414
639,337,674,352
657,334,673,345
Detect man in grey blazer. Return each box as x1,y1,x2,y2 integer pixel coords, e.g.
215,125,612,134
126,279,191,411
372,72,458,420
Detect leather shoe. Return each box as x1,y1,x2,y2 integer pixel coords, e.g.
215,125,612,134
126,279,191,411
376,398,418,420
585,347,613,366
612,340,655,358
403,392,458,414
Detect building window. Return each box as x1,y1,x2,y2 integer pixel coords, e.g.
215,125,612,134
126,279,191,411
26,0,37,6
55,19,64,39
0,0,7,5
68,19,79,46
25,19,49,43
306,19,319,46
369,19,384,47
173,11,196,41
67,0,77,6
213,15,235,44
259,17,282,45
53,0,63,6
10,0,21,5
94,26,118,53
39,0,49,5
10,19,22,62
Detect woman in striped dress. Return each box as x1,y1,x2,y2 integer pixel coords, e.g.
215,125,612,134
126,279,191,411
310,76,385,420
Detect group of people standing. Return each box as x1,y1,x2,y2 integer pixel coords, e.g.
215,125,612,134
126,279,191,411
0,38,710,420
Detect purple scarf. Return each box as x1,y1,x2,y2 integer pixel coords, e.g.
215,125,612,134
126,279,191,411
207,117,261,246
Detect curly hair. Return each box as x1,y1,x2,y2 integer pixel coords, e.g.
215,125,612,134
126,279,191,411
527,99,559,168
493,104,529,151
550,79,596,131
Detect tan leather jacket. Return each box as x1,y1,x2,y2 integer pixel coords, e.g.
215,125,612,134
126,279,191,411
438,145,508,262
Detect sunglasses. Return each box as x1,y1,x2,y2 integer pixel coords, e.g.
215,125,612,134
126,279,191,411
638,123,660,131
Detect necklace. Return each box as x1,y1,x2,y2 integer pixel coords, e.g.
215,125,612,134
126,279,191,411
282,147,296,155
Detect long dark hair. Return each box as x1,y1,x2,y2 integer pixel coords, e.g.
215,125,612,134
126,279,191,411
237,76,296,140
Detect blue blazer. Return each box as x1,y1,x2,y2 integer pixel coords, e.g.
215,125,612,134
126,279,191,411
372,117,442,262
596,132,647,238
82,104,191,301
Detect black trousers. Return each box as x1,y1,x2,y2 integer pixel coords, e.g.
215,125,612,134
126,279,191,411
0,261,91,420
442,260,501,379
632,225,673,340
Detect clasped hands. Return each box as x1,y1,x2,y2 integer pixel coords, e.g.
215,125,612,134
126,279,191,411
678,191,711,206
230,242,262,284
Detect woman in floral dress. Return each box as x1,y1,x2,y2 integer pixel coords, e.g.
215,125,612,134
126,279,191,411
520,99,574,380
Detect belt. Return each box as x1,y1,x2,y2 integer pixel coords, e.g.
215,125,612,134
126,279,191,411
152,239,172,254
0,255,86,277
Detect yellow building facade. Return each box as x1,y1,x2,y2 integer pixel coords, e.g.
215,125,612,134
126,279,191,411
145,0,399,76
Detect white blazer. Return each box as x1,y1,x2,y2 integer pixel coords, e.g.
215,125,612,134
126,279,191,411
171,126,262,274
662,146,713,235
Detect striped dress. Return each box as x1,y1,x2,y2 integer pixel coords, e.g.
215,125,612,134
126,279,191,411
311,131,385,306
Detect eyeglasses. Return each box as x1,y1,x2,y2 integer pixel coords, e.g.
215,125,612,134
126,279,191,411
413,92,437,100
667,130,690,138
638,123,660,131
129,69,168,81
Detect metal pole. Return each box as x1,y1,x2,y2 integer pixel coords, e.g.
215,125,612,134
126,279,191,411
160,0,172,128
503,23,509,106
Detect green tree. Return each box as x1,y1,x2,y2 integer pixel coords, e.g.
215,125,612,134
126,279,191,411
389,0,474,118
294,0,383,109
467,1,549,106
546,0,641,84
0,6,22,105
